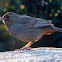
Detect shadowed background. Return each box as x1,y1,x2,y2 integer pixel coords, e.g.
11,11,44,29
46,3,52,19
0,0,62,52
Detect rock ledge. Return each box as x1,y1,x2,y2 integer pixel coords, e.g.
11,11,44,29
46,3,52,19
0,47,62,62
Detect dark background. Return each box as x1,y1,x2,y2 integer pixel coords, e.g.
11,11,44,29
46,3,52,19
0,0,62,52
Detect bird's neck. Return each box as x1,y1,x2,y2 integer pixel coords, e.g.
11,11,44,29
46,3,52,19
5,21,13,28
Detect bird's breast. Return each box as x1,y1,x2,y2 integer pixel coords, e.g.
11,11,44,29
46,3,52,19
7,24,43,42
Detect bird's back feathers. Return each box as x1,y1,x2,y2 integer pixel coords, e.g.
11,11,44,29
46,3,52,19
19,16,52,28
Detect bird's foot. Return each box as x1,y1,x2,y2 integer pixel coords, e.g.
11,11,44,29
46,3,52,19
14,47,31,51
14,41,34,51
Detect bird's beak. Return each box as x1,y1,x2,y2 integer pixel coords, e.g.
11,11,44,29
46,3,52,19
0,17,5,21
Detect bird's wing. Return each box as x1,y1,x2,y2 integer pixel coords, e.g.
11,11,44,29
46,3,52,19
34,18,53,28
21,16,53,28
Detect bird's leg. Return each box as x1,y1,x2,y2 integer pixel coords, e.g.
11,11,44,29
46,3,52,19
15,41,35,51
22,41,35,50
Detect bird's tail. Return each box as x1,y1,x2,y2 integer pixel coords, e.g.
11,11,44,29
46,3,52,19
52,27,62,32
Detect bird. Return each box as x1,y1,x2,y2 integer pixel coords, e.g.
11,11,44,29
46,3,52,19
0,12,62,50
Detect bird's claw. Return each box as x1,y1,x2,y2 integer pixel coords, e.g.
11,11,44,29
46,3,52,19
14,47,31,51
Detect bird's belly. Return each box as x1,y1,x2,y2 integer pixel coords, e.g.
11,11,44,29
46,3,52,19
16,28,42,42
9,26,43,42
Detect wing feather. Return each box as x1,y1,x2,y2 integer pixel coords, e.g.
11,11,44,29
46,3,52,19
34,18,52,27
20,16,52,28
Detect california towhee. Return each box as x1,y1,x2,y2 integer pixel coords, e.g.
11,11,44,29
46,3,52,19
0,12,62,50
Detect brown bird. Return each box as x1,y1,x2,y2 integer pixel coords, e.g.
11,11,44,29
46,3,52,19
0,12,62,50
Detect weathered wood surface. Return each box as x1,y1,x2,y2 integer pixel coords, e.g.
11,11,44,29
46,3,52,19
0,47,62,62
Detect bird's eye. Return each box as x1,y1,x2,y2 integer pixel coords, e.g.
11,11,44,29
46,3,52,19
6,16,9,18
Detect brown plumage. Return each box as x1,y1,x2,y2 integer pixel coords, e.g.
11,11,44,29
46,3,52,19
0,12,62,50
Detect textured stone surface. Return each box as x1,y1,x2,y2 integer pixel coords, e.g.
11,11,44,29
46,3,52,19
0,47,62,62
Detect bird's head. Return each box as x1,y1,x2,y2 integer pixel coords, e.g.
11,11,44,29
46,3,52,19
0,12,19,26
